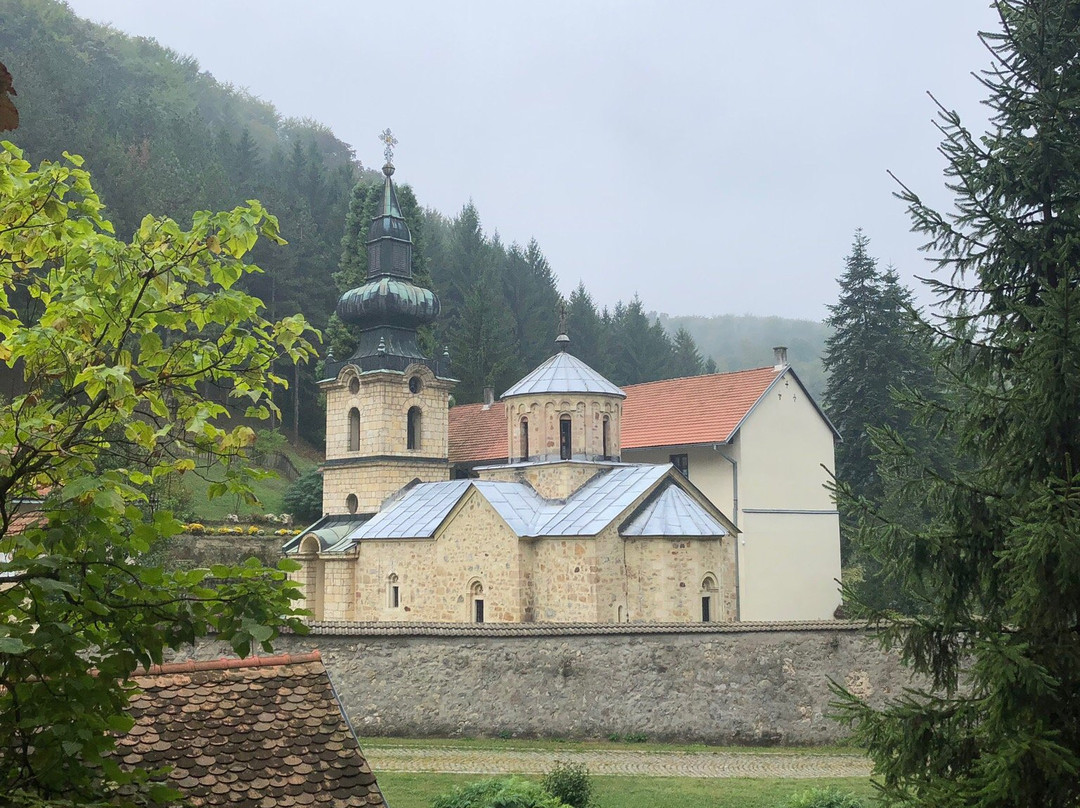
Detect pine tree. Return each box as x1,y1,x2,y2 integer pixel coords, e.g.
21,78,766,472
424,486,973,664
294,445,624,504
834,5,1080,806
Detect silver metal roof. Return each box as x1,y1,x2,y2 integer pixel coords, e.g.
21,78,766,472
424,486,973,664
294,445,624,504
501,351,626,399
620,483,729,537
321,463,726,551
335,480,472,546
536,465,667,536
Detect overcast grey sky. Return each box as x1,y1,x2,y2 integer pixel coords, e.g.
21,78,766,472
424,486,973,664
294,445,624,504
65,1,1000,321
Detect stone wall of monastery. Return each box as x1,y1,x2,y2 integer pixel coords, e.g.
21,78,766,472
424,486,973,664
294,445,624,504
622,534,737,623
177,623,912,745
344,489,522,622
322,459,448,516
502,394,622,464
322,363,452,514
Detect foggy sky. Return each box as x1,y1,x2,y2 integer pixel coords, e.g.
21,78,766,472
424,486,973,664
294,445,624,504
64,0,1001,322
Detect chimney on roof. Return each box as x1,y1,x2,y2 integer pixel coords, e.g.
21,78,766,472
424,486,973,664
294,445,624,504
483,386,495,409
773,346,788,370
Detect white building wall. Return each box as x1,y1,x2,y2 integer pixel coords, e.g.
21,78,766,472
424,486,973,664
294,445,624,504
734,369,841,620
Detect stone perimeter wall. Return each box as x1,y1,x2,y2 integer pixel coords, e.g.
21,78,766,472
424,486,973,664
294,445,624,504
175,622,911,745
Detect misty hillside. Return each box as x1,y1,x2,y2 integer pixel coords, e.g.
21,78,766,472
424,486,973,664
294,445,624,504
658,313,829,399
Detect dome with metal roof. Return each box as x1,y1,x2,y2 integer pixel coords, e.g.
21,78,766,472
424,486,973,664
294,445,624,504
501,341,625,399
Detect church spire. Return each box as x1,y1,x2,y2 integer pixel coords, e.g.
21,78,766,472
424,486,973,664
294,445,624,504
334,130,446,376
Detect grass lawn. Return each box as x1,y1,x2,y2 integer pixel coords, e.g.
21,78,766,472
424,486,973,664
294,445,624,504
375,773,876,808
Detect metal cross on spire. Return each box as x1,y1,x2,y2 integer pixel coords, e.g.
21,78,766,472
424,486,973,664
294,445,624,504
379,128,398,167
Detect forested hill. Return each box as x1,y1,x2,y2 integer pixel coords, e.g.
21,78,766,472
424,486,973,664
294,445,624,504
2,0,829,442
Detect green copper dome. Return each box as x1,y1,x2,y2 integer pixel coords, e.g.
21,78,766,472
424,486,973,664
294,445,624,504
328,148,449,379
337,277,440,328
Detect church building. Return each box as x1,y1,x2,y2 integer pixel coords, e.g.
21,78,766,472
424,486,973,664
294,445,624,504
285,154,740,624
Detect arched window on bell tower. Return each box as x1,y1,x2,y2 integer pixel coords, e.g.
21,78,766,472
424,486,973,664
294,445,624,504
559,414,572,460
520,417,530,461
407,406,422,450
348,408,361,452
602,415,611,459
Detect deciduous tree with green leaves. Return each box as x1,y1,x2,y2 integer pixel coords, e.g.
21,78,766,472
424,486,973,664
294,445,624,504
0,142,317,804
834,3,1080,806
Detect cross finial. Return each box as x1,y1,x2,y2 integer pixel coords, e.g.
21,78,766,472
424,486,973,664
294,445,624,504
555,301,570,352
379,128,398,167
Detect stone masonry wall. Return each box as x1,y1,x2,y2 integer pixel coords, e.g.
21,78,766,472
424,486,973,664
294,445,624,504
178,623,912,745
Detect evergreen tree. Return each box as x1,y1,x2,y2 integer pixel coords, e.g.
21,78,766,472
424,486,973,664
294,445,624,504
671,326,705,377
835,4,1080,806
822,230,930,568
503,239,561,369
564,282,606,370
608,296,674,385
449,273,522,402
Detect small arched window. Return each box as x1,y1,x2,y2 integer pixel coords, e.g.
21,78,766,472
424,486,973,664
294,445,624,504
559,414,572,460
387,573,400,609
470,580,485,623
602,416,610,459
348,376,360,395
520,417,530,461
346,493,358,514
701,574,719,622
407,406,422,450
348,408,361,452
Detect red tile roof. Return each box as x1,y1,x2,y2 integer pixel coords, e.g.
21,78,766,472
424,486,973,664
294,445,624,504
621,366,781,449
446,366,783,463
448,401,507,465
119,651,386,807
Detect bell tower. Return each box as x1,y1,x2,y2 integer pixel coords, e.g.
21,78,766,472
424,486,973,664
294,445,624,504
320,132,455,516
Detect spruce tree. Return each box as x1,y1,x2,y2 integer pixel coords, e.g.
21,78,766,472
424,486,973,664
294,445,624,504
835,4,1080,806
671,326,705,377
823,230,929,567
565,282,606,370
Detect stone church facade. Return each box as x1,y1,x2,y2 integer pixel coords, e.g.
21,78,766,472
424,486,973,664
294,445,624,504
286,156,738,624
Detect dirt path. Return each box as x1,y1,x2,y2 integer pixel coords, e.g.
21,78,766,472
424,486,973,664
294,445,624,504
363,746,872,780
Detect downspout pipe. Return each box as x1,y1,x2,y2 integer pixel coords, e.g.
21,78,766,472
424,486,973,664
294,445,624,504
713,444,740,621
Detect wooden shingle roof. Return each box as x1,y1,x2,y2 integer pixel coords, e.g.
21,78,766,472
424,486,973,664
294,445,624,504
119,652,385,807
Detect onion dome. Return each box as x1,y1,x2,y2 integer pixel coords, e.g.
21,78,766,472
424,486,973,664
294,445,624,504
331,147,447,377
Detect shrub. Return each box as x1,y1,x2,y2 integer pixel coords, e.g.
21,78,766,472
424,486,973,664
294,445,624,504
542,762,593,808
282,469,323,524
431,777,565,808
785,787,865,808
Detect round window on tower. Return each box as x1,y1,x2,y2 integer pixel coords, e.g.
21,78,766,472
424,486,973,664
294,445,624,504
346,494,358,514
408,376,422,395
348,376,360,395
